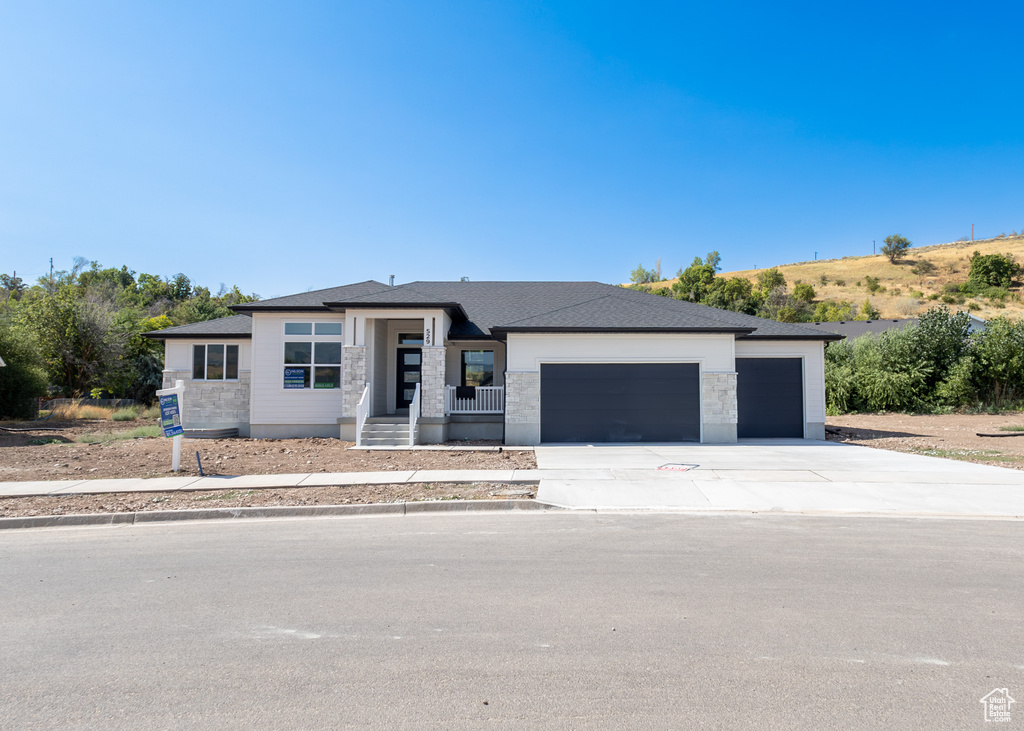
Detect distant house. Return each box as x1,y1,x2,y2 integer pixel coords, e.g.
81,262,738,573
144,280,839,444
805,314,986,340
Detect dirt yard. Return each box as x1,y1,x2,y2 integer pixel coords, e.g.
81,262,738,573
0,420,536,482
827,412,1024,470
0,482,535,518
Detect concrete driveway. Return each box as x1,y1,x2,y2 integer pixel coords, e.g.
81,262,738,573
535,440,1024,517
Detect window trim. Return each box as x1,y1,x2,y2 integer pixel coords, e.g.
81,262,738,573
191,343,240,381
282,321,344,392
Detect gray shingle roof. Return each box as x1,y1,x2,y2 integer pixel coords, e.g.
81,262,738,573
802,319,918,339
155,280,841,341
231,280,391,311
144,314,252,339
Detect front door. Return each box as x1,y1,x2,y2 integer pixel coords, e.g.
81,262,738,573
396,348,422,410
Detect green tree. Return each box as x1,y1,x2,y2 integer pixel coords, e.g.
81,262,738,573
671,256,717,302
971,317,1024,407
755,267,786,295
630,264,658,285
881,234,912,263
0,317,48,418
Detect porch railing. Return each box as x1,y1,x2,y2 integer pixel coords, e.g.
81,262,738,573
355,383,370,447
409,382,421,447
444,385,504,415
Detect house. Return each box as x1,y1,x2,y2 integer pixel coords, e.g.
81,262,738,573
144,281,841,445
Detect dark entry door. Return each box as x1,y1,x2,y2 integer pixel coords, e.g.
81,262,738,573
540,363,701,443
736,358,804,438
396,349,422,409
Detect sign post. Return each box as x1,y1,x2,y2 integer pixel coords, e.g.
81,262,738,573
156,379,185,471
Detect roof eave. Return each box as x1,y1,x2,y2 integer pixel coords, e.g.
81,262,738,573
322,301,470,321
492,326,756,335
738,333,845,342
229,304,330,313
143,332,252,340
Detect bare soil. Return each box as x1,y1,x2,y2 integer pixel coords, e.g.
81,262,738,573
0,420,535,482
827,412,1024,469
0,482,534,518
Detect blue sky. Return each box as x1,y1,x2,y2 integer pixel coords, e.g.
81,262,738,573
2,1,1022,299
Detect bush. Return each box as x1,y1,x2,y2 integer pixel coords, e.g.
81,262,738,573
969,252,1020,288
792,283,816,302
864,276,881,293
911,259,937,275
835,279,846,286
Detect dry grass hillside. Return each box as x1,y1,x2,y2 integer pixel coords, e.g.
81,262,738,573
647,234,1024,320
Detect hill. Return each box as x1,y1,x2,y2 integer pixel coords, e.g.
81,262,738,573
645,233,1024,320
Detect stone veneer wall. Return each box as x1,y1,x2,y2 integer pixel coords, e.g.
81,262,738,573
161,369,251,431
342,346,367,418
505,372,540,420
701,371,737,433
419,347,446,418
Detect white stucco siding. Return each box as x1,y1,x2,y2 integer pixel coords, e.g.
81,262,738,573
164,339,252,373
249,312,346,425
734,340,826,425
505,332,736,373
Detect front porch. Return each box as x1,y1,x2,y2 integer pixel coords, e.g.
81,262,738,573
338,308,506,445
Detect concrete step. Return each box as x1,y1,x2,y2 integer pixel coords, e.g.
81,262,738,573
361,437,415,446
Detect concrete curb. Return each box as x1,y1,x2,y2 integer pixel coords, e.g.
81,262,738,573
0,499,557,531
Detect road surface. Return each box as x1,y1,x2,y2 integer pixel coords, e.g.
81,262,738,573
2,513,1021,729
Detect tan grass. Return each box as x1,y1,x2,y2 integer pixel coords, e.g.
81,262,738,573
644,234,1024,320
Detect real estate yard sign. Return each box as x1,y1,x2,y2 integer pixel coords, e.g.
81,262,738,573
158,390,184,438
155,380,185,471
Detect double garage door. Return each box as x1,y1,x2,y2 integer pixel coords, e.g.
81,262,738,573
539,359,804,443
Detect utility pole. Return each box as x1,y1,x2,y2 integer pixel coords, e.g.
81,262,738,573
873,240,875,255
49,257,54,292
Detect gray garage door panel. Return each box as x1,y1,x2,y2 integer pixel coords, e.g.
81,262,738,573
541,363,700,443
736,358,804,438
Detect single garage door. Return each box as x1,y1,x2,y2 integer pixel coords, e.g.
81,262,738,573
540,363,700,443
736,358,804,438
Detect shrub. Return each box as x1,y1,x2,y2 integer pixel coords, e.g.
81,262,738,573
835,279,846,286
911,259,937,275
857,298,880,320
864,276,881,293
819,274,829,285
0,319,48,419
792,283,816,302
111,407,139,421
968,252,1020,288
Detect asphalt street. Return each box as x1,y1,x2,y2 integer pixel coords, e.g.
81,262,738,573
1,513,1022,729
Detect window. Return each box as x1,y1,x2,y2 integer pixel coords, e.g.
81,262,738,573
192,344,239,380
461,350,494,386
283,322,342,390
398,333,424,345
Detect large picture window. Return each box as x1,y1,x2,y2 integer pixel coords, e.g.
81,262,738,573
283,322,342,390
192,344,239,380
461,350,494,387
